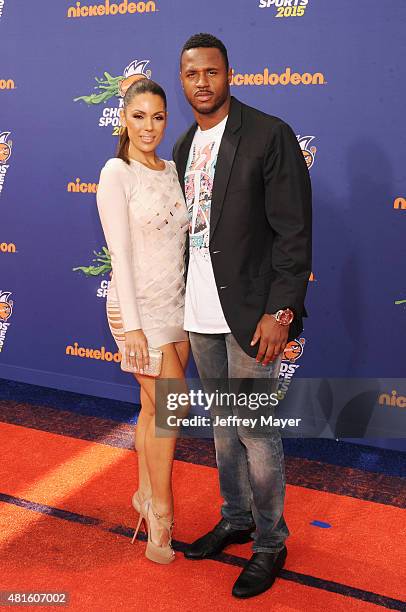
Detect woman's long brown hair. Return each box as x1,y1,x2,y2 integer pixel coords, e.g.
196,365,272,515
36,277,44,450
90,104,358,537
116,78,167,164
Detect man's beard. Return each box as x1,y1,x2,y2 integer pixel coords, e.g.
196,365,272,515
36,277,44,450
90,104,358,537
189,90,229,115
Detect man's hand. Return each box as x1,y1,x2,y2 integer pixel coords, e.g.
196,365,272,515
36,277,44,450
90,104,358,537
250,314,289,366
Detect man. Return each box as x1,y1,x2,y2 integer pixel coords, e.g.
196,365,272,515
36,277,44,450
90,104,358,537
173,33,312,599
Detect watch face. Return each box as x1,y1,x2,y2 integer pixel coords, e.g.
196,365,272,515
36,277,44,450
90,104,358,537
278,309,294,325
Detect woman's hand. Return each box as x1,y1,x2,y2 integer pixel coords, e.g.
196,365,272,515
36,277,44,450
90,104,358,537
124,329,149,373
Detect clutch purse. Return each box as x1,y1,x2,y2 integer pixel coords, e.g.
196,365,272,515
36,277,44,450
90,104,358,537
120,347,163,377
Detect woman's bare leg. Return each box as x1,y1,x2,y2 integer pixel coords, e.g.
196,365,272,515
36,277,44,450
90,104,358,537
134,340,189,500
174,340,190,371
135,341,188,545
133,386,153,500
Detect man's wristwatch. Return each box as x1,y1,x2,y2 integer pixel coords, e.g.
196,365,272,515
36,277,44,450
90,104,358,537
271,308,294,326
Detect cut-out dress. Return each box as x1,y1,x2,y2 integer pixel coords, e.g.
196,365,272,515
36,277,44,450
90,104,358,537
96,157,189,359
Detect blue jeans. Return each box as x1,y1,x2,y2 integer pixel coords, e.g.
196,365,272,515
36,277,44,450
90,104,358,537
189,331,289,553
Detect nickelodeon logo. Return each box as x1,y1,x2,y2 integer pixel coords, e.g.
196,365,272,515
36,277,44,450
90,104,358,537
230,67,325,87
0,242,16,253
67,0,156,18
67,179,98,193
0,79,15,90
394,197,406,210
379,390,406,408
66,342,122,362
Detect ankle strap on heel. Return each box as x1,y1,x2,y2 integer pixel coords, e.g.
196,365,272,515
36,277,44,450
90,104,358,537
150,505,174,531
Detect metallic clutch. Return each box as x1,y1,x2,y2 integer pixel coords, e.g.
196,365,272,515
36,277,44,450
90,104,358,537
120,347,163,377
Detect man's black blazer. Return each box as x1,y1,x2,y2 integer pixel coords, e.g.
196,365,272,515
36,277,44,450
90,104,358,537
173,96,312,358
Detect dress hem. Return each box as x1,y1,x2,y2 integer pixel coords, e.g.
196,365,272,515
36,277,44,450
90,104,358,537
147,327,189,348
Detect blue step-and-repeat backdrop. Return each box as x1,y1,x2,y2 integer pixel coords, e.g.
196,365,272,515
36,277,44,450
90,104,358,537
0,1,405,449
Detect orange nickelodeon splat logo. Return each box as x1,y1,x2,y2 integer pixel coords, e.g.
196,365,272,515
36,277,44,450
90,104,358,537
283,338,306,363
297,136,317,169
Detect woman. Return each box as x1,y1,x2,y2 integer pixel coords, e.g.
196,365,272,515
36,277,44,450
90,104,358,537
96,78,189,564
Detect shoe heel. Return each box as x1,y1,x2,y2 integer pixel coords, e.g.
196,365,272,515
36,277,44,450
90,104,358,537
131,512,145,544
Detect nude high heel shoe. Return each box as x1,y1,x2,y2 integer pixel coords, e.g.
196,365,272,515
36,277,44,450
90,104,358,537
131,490,149,544
144,500,175,564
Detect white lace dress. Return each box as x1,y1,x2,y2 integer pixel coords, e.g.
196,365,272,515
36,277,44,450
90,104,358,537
96,157,189,353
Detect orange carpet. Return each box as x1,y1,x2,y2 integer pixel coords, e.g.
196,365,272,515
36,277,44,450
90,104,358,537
1,422,405,611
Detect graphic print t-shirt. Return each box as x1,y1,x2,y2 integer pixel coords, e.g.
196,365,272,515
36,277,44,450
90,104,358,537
184,116,231,333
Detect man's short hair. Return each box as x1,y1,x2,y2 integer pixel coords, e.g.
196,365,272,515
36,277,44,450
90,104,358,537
181,33,229,71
